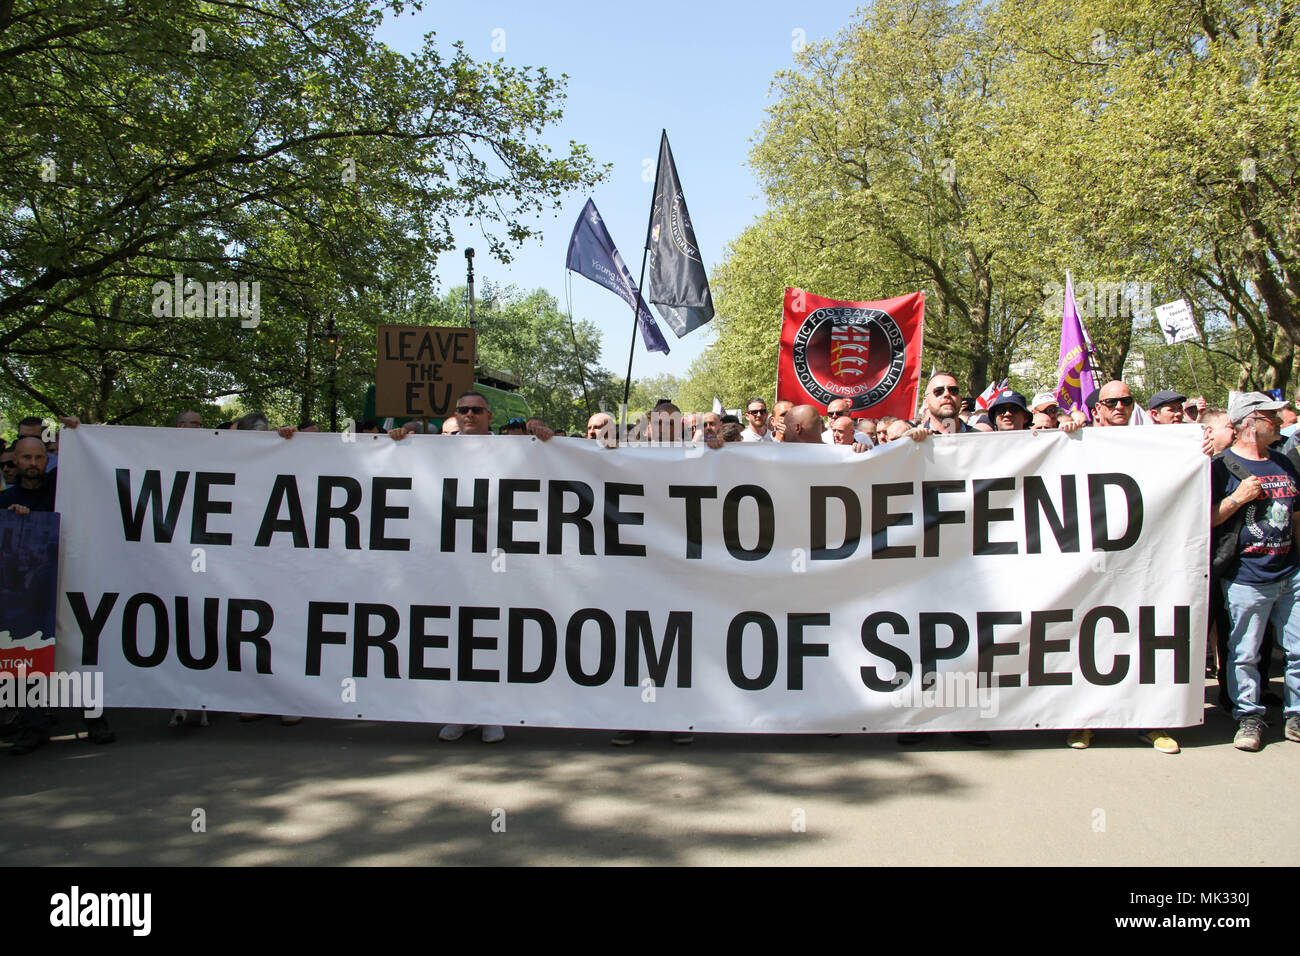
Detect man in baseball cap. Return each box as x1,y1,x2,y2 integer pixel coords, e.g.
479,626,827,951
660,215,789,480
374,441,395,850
1148,389,1188,424
1213,390,1300,751
1227,391,1286,425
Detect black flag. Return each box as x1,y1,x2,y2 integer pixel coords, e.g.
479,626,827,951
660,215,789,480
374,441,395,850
645,131,714,337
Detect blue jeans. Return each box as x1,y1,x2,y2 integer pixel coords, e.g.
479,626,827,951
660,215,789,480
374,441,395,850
1222,568,1300,720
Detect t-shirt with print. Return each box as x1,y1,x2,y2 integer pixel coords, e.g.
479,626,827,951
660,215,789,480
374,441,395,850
1211,449,1300,584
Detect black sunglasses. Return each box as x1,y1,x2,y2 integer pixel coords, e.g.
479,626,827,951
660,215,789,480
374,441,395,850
932,385,961,396
1098,397,1135,409
456,405,489,414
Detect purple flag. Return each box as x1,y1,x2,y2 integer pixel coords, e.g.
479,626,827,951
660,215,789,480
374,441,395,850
1054,274,1096,419
566,199,668,354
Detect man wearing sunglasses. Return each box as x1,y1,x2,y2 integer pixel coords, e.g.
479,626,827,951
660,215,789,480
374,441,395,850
1094,381,1138,426
0,446,15,491
922,373,977,434
740,398,774,442
388,391,551,742
987,390,1033,431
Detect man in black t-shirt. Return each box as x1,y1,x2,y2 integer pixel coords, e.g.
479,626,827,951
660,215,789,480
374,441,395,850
1211,392,1300,751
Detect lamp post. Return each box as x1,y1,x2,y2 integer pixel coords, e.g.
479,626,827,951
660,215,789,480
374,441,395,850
324,314,339,432
465,248,477,365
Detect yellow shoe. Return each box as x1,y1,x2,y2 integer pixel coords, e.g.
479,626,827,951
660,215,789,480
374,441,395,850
1067,729,1092,749
1138,730,1179,754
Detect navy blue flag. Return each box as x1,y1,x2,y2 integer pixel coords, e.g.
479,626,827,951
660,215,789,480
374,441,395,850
646,131,714,337
566,199,669,354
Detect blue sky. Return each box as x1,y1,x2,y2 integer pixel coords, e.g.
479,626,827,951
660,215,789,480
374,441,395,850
374,2,864,382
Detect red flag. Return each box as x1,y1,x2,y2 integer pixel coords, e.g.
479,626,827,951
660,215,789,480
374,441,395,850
777,288,924,419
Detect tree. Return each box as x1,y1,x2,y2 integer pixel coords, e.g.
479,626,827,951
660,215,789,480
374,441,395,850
701,0,1045,402
989,0,1300,392
0,0,604,423
408,282,614,435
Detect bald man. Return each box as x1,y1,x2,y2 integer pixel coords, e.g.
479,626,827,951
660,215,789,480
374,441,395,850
695,411,722,442
0,437,55,514
586,411,616,447
829,415,857,445
1095,380,1136,427
784,405,825,444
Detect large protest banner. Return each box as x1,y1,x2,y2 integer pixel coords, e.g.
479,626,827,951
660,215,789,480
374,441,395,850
54,425,1208,733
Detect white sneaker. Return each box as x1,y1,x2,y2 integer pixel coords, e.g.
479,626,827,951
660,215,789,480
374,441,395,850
481,725,505,744
439,723,466,741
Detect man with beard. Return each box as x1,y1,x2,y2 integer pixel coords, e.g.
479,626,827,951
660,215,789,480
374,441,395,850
922,373,978,434
1212,393,1300,751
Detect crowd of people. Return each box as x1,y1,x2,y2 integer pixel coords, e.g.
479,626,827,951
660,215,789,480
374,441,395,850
2,373,1298,757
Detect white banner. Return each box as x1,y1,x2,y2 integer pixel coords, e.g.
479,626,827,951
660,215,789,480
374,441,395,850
55,425,1209,733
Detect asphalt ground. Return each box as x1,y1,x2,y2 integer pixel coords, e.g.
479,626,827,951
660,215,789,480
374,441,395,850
2,673,1296,869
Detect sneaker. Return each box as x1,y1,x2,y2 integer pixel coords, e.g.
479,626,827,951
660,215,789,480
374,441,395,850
1285,715,1300,743
1067,729,1092,749
480,725,505,744
84,716,115,745
438,723,467,742
670,732,694,744
1234,716,1266,752
1138,730,1179,754
8,728,49,755
611,730,645,746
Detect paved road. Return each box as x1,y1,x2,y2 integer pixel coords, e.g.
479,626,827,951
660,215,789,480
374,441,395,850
2,682,1296,866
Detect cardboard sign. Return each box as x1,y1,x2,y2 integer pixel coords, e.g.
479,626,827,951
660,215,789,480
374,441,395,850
375,325,476,418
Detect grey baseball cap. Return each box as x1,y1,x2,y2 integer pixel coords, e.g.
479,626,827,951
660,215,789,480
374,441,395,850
1228,391,1286,424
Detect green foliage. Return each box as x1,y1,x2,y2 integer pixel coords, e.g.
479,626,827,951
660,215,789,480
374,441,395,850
691,0,1298,405
407,282,614,435
0,0,604,425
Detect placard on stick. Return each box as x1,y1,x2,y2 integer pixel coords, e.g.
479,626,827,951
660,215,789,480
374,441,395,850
375,325,476,418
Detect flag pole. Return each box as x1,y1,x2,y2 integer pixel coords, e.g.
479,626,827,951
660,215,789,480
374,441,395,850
623,130,667,413
1182,339,1202,393
563,272,593,418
